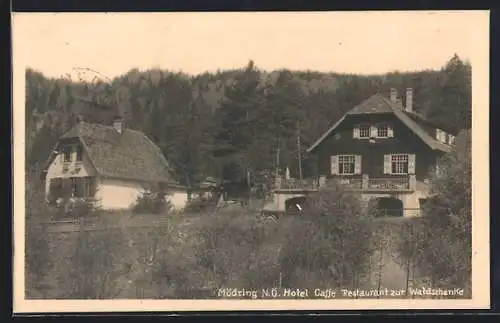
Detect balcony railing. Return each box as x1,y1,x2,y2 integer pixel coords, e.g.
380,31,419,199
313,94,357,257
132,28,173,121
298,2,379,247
275,174,416,192
336,176,363,189
278,177,318,190
367,176,410,191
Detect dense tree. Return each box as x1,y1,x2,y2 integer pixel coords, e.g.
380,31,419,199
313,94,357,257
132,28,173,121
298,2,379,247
26,55,472,187
397,130,472,290
212,60,267,182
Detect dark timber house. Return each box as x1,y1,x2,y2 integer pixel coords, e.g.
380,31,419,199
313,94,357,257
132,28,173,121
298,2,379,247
263,88,456,217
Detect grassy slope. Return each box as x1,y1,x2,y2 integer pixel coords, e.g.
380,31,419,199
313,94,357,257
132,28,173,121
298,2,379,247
30,211,428,299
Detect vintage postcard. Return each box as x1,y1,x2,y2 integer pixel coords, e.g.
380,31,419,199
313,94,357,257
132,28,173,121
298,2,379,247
12,11,490,312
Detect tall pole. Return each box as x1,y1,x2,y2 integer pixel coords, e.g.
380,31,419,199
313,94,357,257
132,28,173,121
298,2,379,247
276,138,280,183
297,119,303,183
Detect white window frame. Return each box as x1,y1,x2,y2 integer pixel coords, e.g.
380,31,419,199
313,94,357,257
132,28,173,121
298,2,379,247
338,155,356,175
376,123,389,138
69,176,97,198
358,124,370,138
391,154,409,174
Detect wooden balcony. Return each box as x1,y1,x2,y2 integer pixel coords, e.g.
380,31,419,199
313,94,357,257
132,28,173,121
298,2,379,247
366,176,411,191
277,177,319,191
275,174,416,193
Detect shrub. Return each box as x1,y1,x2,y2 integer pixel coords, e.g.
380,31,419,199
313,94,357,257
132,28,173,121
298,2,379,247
184,194,218,214
53,219,127,298
389,130,472,295
278,181,374,289
25,217,52,298
190,212,281,293
25,180,55,298
66,198,102,218
418,131,471,292
126,220,204,299
132,187,173,214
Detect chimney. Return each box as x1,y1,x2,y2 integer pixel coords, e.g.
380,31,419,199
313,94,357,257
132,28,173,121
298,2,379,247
113,116,124,134
405,88,413,113
390,88,398,103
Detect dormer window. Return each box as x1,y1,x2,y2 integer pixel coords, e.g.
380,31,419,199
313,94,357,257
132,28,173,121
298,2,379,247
448,134,455,145
436,129,447,143
76,145,83,162
358,124,370,138
62,146,72,163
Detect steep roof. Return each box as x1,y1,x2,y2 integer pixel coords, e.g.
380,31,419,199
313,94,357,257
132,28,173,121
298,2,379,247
307,93,452,153
47,122,180,185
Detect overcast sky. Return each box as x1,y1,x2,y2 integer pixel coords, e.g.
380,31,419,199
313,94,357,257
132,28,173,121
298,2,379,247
13,11,488,80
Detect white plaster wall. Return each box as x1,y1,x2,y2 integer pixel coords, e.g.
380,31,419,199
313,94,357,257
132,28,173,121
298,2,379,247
96,178,143,210
169,190,189,211
96,178,189,211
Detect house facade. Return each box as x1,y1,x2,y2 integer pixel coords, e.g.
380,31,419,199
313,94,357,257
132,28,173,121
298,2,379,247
264,88,456,217
42,117,189,212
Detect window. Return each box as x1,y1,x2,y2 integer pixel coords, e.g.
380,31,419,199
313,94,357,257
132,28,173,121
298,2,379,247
359,125,370,138
377,124,389,137
69,177,97,198
70,178,79,197
339,155,356,174
62,146,72,162
76,145,83,162
391,154,409,174
48,178,64,200
436,129,447,143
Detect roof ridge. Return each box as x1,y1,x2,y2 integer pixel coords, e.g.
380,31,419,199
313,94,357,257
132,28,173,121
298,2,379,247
379,95,403,111
51,121,180,184
307,93,452,153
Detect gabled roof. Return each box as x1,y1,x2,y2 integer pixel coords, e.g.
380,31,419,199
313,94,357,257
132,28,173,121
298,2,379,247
307,93,452,153
45,122,181,185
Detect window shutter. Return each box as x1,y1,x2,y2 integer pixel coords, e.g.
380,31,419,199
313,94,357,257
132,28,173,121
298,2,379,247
383,154,391,174
354,155,362,174
353,126,360,139
387,125,394,138
331,155,339,175
370,125,377,138
408,154,416,174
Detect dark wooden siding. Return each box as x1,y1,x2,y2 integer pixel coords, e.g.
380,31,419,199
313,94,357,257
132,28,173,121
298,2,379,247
312,113,443,181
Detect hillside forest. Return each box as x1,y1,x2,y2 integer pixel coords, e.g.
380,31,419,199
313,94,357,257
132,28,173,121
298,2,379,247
25,54,471,189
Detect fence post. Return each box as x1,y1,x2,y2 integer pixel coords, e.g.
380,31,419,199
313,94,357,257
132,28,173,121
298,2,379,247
79,216,85,234
377,234,384,298
405,223,412,297
362,174,369,190
77,216,86,296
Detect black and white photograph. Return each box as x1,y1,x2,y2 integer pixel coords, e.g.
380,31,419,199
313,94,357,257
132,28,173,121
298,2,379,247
13,11,489,312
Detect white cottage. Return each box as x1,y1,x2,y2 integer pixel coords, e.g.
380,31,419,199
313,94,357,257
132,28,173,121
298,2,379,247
41,117,189,211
